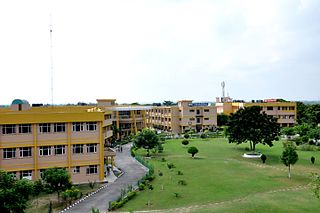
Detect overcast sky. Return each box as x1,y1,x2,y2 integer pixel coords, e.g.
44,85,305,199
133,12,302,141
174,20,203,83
0,0,319,105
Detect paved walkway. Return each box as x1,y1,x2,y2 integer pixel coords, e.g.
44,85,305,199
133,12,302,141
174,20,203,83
67,143,148,213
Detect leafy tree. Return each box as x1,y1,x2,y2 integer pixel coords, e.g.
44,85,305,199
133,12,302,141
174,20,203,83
187,146,199,158
281,127,295,139
217,113,230,126
293,124,311,137
280,143,299,179
43,168,71,199
134,128,160,157
0,170,34,213
261,154,267,164
226,106,280,152
308,127,320,141
162,100,176,106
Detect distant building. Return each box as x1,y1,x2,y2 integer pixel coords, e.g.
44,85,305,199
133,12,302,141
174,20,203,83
0,99,114,184
147,100,217,134
245,99,297,127
97,99,151,143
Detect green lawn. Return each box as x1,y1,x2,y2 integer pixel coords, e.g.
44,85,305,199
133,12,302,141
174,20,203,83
119,138,320,212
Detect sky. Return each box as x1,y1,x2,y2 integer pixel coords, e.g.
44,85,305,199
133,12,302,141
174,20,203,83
0,0,319,105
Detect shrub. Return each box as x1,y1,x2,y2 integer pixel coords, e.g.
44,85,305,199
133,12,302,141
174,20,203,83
177,170,183,175
200,133,206,139
187,146,199,158
311,156,316,165
174,192,180,198
167,163,175,169
131,148,136,157
158,171,163,176
148,184,154,190
261,154,267,164
126,191,137,200
245,147,250,151
178,180,187,185
89,181,96,189
161,157,166,162
184,133,190,139
138,184,146,191
157,144,164,153
182,140,189,146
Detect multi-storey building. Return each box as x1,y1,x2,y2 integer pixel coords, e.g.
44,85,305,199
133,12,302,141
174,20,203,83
97,99,150,142
245,99,297,127
0,99,114,184
147,100,217,134
215,102,245,115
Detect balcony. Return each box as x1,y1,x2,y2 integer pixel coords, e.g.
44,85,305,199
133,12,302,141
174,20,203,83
104,147,116,157
103,119,113,127
104,130,113,139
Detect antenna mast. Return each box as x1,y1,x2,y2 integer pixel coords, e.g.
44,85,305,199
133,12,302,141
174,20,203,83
50,14,54,106
221,81,225,102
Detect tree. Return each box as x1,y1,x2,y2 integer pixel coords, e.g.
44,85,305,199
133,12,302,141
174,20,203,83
187,146,199,158
280,143,299,179
162,100,176,106
0,170,34,213
226,106,280,152
293,124,311,137
217,113,229,126
308,127,320,141
134,128,160,157
281,127,295,139
43,168,71,199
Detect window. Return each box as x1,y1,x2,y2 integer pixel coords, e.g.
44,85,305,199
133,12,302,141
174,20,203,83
197,118,201,123
204,118,209,120
87,144,97,153
39,123,51,133
189,118,195,121
267,106,273,111
73,166,80,174
19,124,31,134
39,146,51,156
73,144,83,154
289,106,295,110
72,122,84,132
21,170,32,180
204,109,210,112
86,122,97,131
278,106,281,110
19,147,32,157
189,110,195,112
86,165,98,174
282,106,288,110
3,148,16,159
2,124,16,134
54,145,65,155
54,123,65,133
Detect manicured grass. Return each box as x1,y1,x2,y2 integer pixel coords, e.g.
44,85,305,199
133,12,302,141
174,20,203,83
119,138,320,212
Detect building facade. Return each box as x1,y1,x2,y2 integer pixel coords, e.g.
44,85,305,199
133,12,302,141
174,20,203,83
245,100,297,127
97,99,150,142
0,99,114,184
147,100,217,134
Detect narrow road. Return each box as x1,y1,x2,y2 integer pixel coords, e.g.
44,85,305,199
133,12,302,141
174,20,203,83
67,143,148,213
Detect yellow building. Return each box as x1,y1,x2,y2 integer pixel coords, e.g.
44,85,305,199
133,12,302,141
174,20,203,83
147,100,217,134
245,100,297,127
97,99,150,142
215,102,245,115
0,99,114,184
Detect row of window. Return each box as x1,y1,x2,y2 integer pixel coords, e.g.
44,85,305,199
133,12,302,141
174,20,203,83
1,122,97,135
266,106,295,111
9,165,99,179
3,144,98,159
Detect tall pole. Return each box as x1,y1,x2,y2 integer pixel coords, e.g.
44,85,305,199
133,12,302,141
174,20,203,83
50,14,54,106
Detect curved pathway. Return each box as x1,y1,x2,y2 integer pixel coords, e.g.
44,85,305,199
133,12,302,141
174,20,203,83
66,143,148,213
